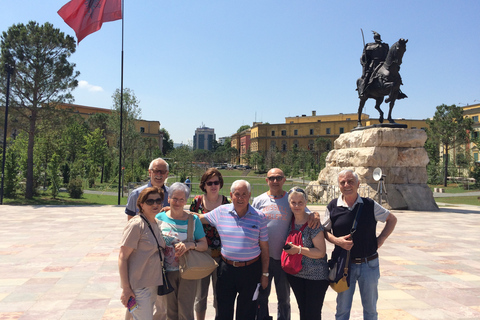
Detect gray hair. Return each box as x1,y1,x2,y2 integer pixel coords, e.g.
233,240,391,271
149,158,169,171
230,179,251,193
338,169,359,184
288,187,307,202
168,182,190,199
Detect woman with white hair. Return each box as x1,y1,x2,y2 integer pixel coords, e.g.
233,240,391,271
155,182,208,320
283,187,329,320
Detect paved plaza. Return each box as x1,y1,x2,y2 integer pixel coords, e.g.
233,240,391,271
1,203,480,319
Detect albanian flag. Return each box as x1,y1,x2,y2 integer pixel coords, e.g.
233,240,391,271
58,0,122,43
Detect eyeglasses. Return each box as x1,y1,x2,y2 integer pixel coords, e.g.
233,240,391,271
144,198,163,205
206,181,220,186
150,169,168,175
267,176,284,182
289,187,306,194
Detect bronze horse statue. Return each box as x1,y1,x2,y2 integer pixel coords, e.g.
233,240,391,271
356,38,408,127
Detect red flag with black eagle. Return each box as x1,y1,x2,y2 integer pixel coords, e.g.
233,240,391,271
58,0,122,43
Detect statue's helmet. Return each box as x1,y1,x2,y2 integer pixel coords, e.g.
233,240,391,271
372,31,382,42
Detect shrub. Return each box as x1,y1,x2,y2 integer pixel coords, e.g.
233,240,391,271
67,178,83,198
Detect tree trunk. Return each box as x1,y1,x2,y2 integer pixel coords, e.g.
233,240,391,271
443,144,449,187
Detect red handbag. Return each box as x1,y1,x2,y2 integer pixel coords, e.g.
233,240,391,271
281,217,307,275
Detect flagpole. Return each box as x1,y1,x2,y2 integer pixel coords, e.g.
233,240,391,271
117,0,124,205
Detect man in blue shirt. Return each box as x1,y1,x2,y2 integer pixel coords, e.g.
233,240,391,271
125,157,170,220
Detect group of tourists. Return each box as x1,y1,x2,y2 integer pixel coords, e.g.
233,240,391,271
119,157,397,320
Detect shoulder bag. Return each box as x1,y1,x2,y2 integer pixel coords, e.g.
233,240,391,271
281,217,308,275
179,214,218,280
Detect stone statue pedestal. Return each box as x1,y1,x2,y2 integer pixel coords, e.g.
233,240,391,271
313,127,438,211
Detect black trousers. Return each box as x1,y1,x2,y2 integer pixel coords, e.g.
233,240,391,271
215,258,262,320
286,274,329,320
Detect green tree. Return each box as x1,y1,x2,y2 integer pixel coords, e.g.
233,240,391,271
237,125,250,133
48,152,61,198
426,104,473,187
84,128,107,187
109,88,143,183
4,137,21,198
0,21,79,199
160,128,174,155
169,145,194,182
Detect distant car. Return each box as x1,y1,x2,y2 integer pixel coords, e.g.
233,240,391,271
244,165,251,169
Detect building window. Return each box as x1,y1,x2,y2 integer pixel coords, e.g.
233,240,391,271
271,130,275,136
294,129,298,136
472,131,479,139
270,141,276,150
346,118,351,121
293,140,299,149
308,140,314,150
326,128,331,135
281,130,287,136
140,127,145,133
282,140,287,152
339,127,344,134
309,129,314,135
475,153,479,162
473,116,479,123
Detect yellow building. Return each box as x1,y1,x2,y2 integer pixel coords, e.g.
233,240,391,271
248,111,428,156
462,103,480,162
57,103,163,150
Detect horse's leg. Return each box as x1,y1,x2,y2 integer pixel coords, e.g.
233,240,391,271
375,98,384,123
388,100,395,123
357,98,367,127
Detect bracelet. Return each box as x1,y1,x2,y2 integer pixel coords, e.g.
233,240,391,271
194,242,197,250
298,246,302,255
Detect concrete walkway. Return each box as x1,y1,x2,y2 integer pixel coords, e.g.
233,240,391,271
0,204,479,319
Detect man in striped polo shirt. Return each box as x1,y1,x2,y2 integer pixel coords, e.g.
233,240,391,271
198,179,269,320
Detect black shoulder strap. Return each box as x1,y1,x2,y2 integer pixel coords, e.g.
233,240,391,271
140,215,164,263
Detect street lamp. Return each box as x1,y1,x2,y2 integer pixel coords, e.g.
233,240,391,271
1,62,15,204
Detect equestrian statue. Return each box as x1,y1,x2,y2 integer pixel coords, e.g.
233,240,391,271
356,31,408,127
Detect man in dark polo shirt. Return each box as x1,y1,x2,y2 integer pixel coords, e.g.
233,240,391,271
324,169,397,320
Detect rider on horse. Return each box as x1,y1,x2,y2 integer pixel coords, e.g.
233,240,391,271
359,31,389,97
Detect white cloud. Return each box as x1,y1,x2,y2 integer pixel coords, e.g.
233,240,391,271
78,80,104,92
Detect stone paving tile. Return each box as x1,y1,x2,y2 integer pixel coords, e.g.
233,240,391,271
1,204,480,319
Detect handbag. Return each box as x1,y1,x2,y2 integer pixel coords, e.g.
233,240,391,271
178,214,218,280
328,203,363,293
140,215,174,296
281,217,308,275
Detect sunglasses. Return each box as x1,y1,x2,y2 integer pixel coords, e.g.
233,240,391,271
206,181,220,186
290,187,306,194
144,198,163,205
267,176,284,182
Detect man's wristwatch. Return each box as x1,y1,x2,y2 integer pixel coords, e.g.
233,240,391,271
262,272,269,277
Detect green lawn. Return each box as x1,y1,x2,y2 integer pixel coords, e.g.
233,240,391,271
435,196,480,206
3,192,127,206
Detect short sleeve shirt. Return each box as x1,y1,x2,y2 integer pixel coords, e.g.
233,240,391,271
120,216,165,289
155,211,206,271
204,203,268,261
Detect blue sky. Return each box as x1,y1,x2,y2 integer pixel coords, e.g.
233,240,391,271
1,1,480,145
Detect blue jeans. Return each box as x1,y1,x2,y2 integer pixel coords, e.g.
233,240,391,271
336,258,380,320
256,258,291,320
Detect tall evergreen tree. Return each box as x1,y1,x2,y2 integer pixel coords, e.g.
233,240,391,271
0,21,79,198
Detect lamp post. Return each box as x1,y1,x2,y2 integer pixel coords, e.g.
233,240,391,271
1,63,15,204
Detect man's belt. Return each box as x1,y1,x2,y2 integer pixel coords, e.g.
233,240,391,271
352,252,378,264
222,256,259,267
